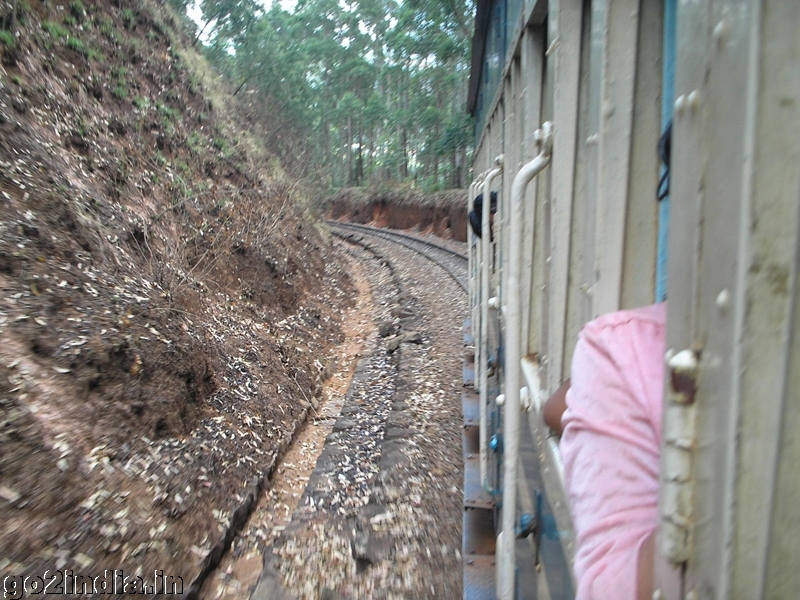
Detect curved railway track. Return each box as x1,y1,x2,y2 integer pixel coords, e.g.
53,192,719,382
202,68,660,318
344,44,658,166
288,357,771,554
327,220,468,292
244,219,469,600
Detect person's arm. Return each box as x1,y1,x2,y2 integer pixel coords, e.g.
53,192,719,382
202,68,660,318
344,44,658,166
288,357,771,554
560,310,666,600
546,375,657,594
543,379,570,435
637,530,655,600
544,379,656,600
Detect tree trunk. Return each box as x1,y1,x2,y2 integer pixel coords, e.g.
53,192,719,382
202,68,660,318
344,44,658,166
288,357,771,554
365,127,371,183
346,115,353,185
194,18,213,46
322,119,331,186
400,127,408,179
356,126,364,185
400,71,409,179
233,73,253,96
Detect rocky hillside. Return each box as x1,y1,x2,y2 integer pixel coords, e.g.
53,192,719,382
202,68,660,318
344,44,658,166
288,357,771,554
0,0,352,592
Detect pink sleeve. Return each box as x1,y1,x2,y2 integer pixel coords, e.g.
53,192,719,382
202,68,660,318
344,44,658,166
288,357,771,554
560,304,666,600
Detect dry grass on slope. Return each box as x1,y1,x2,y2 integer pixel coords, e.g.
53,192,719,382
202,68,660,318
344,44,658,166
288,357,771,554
0,0,352,591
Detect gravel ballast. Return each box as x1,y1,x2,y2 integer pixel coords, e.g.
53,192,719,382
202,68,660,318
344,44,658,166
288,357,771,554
254,230,469,599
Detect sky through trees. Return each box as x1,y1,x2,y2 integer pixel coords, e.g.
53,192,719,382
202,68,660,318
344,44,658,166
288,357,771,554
171,0,474,190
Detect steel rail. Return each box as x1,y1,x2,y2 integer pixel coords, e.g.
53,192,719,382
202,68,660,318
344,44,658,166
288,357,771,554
328,221,468,292
327,221,467,259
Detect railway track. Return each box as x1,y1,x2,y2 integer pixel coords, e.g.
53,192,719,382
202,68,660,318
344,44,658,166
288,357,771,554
327,221,468,292
328,222,559,598
214,223,471,600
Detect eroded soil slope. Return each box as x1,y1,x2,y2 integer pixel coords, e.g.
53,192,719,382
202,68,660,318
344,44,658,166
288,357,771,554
327,187,468,242
0,0,352,591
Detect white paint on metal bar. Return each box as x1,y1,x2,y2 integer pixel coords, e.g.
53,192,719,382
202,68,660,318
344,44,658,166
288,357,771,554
656,0,706,594
620,0,662,310
545,0,583,392
468,180,477,315
498,122,553,600
593,0,640,317
520,27,545,358
660,347,699,562
520,354,546,415
480,157,503,490
469,176,486,410
522,357,577,582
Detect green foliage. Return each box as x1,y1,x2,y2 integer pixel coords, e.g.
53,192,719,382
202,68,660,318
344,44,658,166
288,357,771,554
69,0,86,22
436,112,473,156
62,33,100,60
132,96,148,109
212,137,227,152
66,36,84,53
126,37,142,54
110,64,128,97
165,0,193,14
97,16,115,39
157,103,180,121
41,21,69,39
74,117,88,136
0,30,14,49
122,8,137,29
111,84,128,99
170,0,474,188
187,131,204,153
174,159,190,175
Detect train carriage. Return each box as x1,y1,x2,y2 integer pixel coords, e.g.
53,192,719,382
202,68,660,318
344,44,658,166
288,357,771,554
463,0,800,599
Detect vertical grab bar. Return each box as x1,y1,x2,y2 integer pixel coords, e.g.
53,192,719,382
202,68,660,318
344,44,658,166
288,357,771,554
470,174,485,402
498,123,553,600
468,179,480,316
480,156,504,490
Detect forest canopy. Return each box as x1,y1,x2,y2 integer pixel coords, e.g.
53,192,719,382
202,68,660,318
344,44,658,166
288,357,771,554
168,0,474,191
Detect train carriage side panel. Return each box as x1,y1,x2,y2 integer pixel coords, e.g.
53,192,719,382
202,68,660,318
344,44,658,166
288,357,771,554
563,0,592,378
545,0,584,392
757,8,800,598
659,0,800,598
527,32,551,372
589,0,640,318
464,0,737,597
620,0,663,311
520,25,545,361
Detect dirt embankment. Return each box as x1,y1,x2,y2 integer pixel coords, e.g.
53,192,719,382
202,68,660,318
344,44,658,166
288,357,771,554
326,187,469,242
0,0,352,592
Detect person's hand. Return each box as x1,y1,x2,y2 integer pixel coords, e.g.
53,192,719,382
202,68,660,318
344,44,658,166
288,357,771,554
543,379,570,435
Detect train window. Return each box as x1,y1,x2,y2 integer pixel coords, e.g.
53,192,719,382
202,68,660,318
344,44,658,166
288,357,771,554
656,0,677,302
